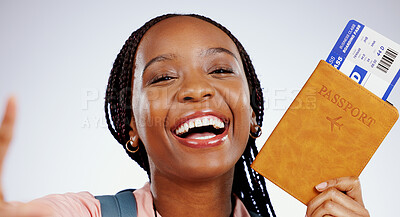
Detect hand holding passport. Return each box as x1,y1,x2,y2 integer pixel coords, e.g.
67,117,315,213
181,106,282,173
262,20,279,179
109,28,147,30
251,20,399,205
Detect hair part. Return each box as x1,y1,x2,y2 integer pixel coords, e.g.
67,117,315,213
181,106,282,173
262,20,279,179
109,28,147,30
105,13,275,217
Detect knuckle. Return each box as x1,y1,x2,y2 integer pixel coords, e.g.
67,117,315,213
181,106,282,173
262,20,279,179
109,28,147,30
351,176,361,185
326,187,337,197
322,200,335,210
331,178,339,186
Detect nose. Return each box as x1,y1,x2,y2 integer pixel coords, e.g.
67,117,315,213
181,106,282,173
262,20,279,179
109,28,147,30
177,74,215,103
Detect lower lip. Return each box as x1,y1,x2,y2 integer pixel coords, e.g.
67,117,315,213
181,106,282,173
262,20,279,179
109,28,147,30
172,126,228,148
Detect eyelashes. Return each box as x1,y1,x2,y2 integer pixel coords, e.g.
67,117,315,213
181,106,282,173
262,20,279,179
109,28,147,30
149,68,235,85
149,74,176,84
209,68,234,74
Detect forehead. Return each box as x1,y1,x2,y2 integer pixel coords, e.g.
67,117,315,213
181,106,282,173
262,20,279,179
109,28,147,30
136,16,240,61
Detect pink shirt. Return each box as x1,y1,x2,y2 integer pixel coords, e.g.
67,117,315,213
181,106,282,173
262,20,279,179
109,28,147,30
22,182,251,217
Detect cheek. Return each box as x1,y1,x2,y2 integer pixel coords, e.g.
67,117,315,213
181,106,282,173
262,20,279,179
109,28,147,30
135,89,169,126
221,80,252,117
219,78,251,110
134,89,172,153
234,93,252,144
219,80,252,145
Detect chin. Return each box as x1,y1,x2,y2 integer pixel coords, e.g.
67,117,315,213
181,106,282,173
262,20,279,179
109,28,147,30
179,165,235,182
171,153,239,182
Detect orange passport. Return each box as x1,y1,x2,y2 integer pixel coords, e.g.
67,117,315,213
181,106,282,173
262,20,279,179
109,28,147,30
251,60,399,205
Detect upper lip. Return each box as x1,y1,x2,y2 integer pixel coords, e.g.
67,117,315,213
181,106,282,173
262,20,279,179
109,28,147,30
170,110,229,133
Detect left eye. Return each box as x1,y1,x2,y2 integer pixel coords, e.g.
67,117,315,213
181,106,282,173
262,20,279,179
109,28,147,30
150,74,176,84
210,68,234,74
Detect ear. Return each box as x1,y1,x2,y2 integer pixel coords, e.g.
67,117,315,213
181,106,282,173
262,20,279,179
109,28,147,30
126,115,140,153
250,108,258,132
249,109,262,138
129,115,138,139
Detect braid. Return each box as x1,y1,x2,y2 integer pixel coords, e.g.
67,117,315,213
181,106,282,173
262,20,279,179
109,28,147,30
105,14,178,173
105,13,276,216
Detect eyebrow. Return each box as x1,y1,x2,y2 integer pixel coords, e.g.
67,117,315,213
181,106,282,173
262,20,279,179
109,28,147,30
201,47,238,60
143,53,176,72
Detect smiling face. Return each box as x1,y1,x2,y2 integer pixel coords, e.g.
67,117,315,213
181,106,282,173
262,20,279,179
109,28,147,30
130,16,254,182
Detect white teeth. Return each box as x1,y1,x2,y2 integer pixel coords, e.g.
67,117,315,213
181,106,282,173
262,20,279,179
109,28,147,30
195,119,202,127
212,119,224,129
202,118,209,126
174,115,226,136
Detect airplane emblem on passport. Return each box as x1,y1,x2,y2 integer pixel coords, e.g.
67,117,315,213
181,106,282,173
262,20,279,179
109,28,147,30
326,116,343,132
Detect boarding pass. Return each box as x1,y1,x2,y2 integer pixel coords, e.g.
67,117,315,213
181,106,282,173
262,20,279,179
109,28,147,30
327,20,400,101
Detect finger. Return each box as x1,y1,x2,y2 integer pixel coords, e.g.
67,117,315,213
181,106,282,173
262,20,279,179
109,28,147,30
315,176,364,206
0,96,17,201
310,200,360,217
307,187,365,217
0,96,17,157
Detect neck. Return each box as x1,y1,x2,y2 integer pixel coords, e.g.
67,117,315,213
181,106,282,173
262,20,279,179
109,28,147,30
150,168,235,217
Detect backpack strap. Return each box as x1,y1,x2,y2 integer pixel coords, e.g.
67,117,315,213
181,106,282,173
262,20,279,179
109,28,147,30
95,189,137,217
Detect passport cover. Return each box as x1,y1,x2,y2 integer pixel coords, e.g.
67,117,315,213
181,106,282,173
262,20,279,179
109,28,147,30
251,60,399,205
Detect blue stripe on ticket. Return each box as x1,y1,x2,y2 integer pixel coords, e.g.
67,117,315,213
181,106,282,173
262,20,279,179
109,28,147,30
327,20,365,69
383,69,400,100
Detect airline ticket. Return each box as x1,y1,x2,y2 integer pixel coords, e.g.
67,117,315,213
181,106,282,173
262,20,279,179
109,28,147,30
327,20,400,101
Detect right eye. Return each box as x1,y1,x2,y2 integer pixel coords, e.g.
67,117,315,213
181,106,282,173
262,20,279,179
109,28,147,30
150,74,176,84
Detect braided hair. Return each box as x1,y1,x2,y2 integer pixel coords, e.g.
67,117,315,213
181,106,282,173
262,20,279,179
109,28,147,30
105,14,276,217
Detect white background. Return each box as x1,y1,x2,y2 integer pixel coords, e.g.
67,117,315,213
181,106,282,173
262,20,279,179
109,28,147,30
1,0,399,216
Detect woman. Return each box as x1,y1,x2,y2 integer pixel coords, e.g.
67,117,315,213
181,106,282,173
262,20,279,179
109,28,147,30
0,14,370,217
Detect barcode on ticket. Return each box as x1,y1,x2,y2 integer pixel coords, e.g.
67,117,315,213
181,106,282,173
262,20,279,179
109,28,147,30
377,48,398,73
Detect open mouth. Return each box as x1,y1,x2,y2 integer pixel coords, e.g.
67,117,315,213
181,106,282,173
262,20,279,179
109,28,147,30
171,114,229,148
174,115,226,139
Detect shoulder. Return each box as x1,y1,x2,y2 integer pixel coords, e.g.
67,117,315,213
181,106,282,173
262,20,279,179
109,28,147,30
30,191,101,217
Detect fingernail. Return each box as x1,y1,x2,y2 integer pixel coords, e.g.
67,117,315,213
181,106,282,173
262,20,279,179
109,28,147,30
305,214,308,217
315,181,327,191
